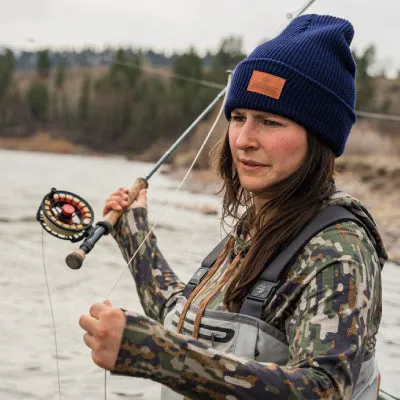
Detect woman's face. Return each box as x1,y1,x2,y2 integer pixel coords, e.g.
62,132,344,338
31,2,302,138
228,108,308,195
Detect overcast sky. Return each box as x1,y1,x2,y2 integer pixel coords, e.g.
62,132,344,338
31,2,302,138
1,0,399,76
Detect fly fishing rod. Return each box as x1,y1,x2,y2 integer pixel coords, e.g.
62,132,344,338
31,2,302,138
36,86,227,269
36,0,319,270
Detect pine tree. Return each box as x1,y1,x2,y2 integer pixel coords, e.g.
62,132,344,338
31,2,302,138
55,58,66,89
78,76,91,122
37,50,51,79
0,49,15,100
26,80,49,122
353,45,376,110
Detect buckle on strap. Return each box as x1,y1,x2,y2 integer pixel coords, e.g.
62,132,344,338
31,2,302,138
183,267,210,298
247,280,280,303
188,267,209,286
240,280,280,318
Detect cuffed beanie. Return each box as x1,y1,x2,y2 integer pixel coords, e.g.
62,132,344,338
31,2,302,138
224,14,357,156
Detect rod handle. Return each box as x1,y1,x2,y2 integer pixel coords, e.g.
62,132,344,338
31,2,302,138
104,177,148,226
65,177,148,269
66,249,86,269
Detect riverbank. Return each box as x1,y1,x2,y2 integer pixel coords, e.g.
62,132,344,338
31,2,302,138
335,156,400,264
169,155,400,264
0,132,84,154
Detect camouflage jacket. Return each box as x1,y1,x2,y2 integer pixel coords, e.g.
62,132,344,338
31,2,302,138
111,191,387,399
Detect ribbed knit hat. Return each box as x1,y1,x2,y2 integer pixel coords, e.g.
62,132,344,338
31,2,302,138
224,14,357,156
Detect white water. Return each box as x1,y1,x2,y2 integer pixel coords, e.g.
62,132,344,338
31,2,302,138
0,149,398,399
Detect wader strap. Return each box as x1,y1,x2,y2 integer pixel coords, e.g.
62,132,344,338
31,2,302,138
183,235,230,298
240,206,366,319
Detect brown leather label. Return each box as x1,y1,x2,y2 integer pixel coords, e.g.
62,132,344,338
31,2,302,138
247,70,286,100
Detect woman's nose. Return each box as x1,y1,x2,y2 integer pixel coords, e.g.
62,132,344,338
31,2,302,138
235,121,258,150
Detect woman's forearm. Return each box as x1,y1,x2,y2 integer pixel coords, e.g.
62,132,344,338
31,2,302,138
112,207,185,322
113,312,351,400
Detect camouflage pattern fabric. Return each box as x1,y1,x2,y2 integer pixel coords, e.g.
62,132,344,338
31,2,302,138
112,208,185,321
111,191,387,399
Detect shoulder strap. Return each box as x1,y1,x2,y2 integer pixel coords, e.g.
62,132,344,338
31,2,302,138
239,205,365,319
183,235,230,298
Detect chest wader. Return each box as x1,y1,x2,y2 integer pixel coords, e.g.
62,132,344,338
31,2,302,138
162,206,381,400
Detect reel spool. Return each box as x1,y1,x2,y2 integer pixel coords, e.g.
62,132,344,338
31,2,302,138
37,188,94,242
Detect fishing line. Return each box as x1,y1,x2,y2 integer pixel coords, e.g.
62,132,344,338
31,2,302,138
101,71,231,400
38,0,399,397
111,58,400,123
38,2,311,397
102,1,321,395
112,60,226,90
104,369,107,400
41,229,62,400
379,389,400,400
106,1,323,294
291,0,317,20
105,73,232,299
356,111,400,122
109,0,400,125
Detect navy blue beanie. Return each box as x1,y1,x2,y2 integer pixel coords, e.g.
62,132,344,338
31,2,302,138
224,14,357,156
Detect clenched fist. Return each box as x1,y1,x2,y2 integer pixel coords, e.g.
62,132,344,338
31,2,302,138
103,187,147,217
79,300,126,370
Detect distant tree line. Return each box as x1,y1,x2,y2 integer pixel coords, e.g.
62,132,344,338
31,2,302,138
0,37,245,153
12,47,215,71
0,40,398,155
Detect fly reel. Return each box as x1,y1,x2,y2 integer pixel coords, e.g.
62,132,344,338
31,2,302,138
37,188,94,242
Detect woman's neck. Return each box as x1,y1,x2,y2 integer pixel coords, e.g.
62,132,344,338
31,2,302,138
253,195,269,215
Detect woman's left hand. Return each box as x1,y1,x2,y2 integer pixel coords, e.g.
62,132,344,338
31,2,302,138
79,300,126,370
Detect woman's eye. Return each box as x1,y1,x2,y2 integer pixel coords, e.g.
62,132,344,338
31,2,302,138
231,115,245,123
263,119,281,127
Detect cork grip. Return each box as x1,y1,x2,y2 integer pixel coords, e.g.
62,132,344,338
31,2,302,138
65,177,148,269
104,177,148,226
66,248,86,269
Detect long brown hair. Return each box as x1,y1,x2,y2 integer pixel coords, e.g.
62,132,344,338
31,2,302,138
212,129,336,312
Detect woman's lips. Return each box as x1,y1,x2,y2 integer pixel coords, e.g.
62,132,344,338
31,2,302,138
239,160,269,170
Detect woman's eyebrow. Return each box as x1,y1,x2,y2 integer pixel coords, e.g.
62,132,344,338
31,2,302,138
253,112,281,120
231,110,283,120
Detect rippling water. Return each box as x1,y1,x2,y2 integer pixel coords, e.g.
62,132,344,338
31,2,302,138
0,149,399,399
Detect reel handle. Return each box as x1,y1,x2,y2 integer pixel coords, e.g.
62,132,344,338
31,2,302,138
65,177,149,269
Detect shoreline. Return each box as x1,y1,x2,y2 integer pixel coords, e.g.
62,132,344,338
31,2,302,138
0,132,82,154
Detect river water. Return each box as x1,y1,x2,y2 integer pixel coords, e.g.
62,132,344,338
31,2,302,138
0,149,399,399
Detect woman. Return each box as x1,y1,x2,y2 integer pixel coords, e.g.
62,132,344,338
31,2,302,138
79,14,387,399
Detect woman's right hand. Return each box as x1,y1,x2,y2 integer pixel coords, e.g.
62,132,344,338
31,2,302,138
102,187,147,217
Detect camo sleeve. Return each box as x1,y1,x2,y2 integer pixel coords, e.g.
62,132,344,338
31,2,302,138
112,207,185,323
112,222,381,400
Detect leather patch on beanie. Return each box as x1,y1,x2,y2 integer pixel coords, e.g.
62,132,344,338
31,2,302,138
247,70,286,100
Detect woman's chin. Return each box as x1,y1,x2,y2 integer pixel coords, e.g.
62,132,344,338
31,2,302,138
240,182,272,194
